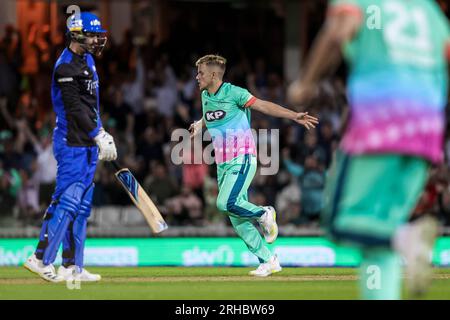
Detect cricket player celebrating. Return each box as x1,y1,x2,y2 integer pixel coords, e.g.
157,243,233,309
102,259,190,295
190,55,318,276
289,0,449,298
24,12,117,282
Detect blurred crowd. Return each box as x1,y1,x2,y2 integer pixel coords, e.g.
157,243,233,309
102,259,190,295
1,22,450,228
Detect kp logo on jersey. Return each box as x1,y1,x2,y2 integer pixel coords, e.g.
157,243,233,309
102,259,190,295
205,110,226,122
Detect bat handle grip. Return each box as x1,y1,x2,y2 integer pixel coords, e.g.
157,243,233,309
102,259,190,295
111,160,121,171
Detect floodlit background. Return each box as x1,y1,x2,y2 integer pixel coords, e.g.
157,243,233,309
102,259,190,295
0,0,449,267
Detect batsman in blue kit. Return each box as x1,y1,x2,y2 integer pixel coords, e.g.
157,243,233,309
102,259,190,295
23,12,117,282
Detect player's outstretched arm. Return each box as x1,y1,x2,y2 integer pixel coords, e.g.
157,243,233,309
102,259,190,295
250,98,319,130
287,6,362,105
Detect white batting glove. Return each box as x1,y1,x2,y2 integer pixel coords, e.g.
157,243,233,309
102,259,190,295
94,129,117,161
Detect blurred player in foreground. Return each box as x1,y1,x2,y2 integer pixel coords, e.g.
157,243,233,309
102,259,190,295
24,12,117,282
288,0,449,299
190,54,318,276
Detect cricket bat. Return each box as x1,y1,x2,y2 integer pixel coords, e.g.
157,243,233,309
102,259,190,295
111,161,168,233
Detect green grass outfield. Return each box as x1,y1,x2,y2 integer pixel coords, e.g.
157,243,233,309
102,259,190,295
1,267,450,300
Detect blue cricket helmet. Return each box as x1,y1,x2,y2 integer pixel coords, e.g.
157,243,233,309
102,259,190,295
68,12,107,33
67,12,107,56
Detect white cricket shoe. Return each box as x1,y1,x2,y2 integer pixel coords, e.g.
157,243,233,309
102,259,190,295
249,255,282,277
394,216,438,296
23,254,43,274
257,206,278,244
58,265,101,282
23,254,64,283
57,265,75,280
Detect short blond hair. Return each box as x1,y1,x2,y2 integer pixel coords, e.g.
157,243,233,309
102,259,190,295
195,54,227,70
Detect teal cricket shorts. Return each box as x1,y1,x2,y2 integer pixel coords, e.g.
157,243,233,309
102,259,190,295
322,149,429,248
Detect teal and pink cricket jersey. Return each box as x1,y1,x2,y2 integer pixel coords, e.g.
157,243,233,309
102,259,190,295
330,0,450,163
201,82,257,164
